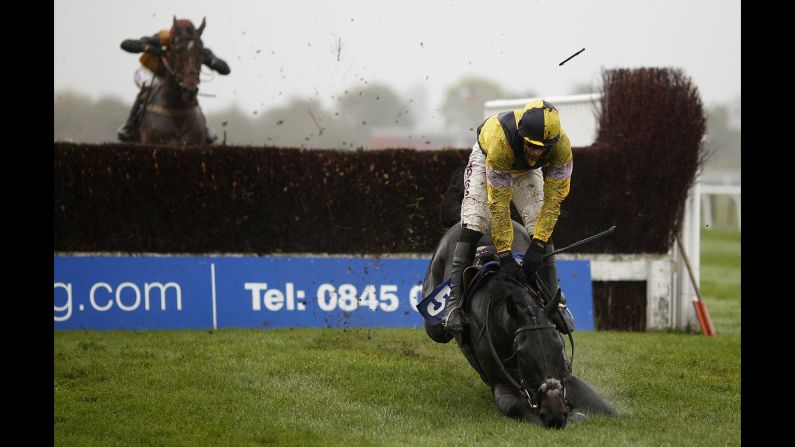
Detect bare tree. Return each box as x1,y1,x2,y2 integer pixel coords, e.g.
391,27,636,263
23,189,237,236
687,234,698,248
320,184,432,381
440,76,508,134
336,82,414,129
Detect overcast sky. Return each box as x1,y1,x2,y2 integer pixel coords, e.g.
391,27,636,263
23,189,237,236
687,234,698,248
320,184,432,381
54,0,740,121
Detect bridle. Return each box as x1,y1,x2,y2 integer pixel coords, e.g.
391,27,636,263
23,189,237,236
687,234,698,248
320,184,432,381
483,276,574,410
477,227,619,411
160,36,203,92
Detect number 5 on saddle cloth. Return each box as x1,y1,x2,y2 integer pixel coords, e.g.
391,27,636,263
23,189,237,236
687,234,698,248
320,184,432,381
417,247,510,325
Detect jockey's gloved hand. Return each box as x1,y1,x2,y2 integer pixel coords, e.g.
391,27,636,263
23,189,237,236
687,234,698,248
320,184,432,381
522,238,546,277
210,58,230,75
203,49,231,75
498,251,522,277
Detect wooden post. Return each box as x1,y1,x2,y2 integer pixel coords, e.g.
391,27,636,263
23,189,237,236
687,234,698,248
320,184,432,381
675,234,715,336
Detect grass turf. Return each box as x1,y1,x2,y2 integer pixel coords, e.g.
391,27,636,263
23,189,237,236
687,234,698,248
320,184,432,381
55,229,740,446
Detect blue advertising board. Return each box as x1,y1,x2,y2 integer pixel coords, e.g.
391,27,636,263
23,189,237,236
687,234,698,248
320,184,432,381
54,255,593,330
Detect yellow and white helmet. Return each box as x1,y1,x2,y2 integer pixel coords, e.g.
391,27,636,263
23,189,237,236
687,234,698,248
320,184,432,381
517,100,561,147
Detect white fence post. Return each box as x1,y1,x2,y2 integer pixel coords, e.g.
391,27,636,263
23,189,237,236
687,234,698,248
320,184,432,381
672,180,701,332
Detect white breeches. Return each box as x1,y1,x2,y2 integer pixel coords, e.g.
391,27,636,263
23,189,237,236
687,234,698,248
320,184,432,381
460,142,544,235
134,66,156,88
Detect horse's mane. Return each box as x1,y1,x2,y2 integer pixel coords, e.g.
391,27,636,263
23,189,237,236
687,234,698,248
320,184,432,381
487,272,539,309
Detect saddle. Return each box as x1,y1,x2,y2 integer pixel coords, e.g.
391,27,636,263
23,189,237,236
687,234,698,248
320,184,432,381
461,244,500,301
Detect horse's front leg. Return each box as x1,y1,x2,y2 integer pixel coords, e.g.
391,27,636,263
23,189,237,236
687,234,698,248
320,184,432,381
492,383,542,424
564,373,618,416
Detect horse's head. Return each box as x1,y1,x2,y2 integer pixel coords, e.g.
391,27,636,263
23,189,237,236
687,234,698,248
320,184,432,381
501,273,570,428
165,16,206,101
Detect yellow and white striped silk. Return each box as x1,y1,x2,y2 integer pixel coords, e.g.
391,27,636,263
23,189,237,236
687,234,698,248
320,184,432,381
480,116,573,252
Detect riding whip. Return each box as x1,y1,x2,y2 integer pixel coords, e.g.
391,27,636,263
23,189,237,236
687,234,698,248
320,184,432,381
543,226,616,259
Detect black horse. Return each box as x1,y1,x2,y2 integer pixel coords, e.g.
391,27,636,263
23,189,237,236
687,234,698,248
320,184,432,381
422,222,617,428
138,18,209,145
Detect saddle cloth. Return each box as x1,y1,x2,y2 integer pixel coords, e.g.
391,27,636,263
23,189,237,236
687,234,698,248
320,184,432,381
416,260,502,325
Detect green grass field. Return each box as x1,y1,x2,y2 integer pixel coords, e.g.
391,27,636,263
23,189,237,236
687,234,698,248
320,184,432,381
54,229,740,446
699,229,740,337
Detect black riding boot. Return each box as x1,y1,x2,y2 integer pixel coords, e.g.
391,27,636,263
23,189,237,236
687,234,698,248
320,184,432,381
540,240,575,334
117,86,150,142
443,227,482,333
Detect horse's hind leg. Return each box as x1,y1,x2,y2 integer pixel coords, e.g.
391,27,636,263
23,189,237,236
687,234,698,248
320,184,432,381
493,383,542,424
565,373,618,416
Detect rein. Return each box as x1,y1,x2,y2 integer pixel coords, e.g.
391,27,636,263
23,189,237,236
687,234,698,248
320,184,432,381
483,280,574,409
534,272,575,372
159,36,203,91
484,293,525,399
160,55,177,78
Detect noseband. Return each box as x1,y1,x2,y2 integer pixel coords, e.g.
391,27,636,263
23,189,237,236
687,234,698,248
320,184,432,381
484,283,574,410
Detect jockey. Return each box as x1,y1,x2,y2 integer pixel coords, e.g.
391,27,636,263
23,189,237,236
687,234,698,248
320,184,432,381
443,99,575,335
117,18,231,143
